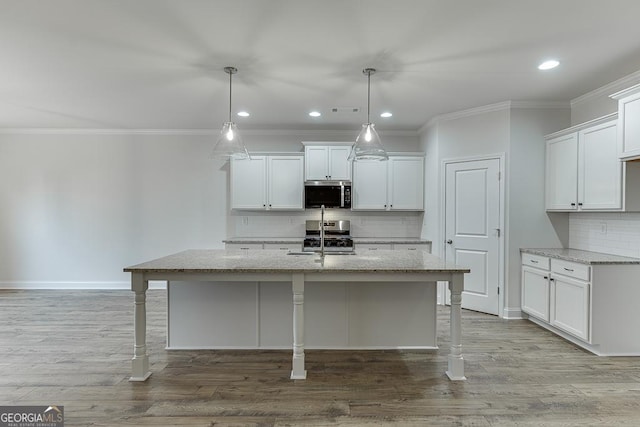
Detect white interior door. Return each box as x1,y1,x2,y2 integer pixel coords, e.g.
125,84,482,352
445,158,501,315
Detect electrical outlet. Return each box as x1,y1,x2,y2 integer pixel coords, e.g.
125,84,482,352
599,222,607,234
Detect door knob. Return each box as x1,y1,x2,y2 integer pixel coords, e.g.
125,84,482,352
446,240,453,244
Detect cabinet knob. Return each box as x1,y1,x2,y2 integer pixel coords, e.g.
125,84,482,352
578,202,583,206
446,240,453,245
570,202,576,206
543,276,548,280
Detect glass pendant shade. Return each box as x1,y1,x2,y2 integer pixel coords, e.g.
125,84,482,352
212,66,250,160
349,123,388,161
213,121,249,159
350,68,388,161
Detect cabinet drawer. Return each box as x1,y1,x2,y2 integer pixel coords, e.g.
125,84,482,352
522,253,550,270
263,243,302,251
356,243,393,251
393,243,431,253
551,259,590,281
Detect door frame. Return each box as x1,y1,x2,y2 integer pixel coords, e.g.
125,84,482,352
440,153,506,318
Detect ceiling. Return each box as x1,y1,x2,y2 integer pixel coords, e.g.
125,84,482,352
3,0,640,132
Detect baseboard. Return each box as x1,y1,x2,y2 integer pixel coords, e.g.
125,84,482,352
502,306,524,319
0,280,167,290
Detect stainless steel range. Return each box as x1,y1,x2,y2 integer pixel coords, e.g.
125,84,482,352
303,220,354,252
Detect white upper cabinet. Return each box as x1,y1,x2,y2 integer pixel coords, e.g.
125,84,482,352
546,133,578,210
546,116,625,211
578,121,621,210
352,155,424,211
302,142,352,181
611,84,640,160
231,155,304,210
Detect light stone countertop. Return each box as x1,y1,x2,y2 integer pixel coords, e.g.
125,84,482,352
520,248,640,265
124,249,467,274
223,237,432,245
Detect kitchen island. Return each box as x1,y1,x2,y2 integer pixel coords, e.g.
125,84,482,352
124,249,469,381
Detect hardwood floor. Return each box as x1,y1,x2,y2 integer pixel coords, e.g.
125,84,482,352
1,289,639,426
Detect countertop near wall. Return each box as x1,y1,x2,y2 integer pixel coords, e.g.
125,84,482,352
224,237,432,245
520,248,640,264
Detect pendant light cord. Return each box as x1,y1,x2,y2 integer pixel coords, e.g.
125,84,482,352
228,70,232,123
366,70,371,124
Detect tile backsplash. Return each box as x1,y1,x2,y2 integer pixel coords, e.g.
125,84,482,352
569,212,640,258
229,210,424,239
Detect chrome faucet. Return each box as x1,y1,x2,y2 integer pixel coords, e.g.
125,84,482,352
320,204,325,260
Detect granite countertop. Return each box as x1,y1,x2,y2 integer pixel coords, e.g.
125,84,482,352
521,248,640,265
223,237,432,245
124,249,468,274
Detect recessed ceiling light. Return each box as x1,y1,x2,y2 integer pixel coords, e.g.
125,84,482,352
380,112,393,118
237,111,250,117
309,111,321,117
538,60,560,70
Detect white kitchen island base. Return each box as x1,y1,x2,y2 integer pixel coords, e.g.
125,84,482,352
124,249,469,381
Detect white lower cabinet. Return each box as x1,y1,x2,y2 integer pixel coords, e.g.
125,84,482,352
521,265,550,322
522,254,590,342
521,251,640,355
550,274,590,341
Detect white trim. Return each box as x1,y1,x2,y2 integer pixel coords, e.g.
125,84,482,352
502,307,525,319
420,100,569,133
0,127,418,137
440,153,506,318
0,280,167,290
572,69,640,106
544,112,618,140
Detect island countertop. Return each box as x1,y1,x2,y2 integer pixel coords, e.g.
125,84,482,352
124,249,468,274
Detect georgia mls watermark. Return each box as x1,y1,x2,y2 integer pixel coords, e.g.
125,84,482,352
0,406,64,427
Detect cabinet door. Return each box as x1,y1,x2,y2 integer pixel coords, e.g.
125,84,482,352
550,275,590,341
388,157,424,210
352,160,388,210
305,147,328,180
327,146,352,181
618,92,640,160
231,157,267,209
579,121,621,210
546,133,578,210
521,266,550,322
268,156,304,210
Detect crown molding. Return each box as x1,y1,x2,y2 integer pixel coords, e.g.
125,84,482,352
0,127,418,137
571,69,640,106
419,100,569,133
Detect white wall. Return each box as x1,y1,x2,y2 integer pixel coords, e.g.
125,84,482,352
0,129,420,289
507,107,570,312
421,104,570,317
0,132,227,288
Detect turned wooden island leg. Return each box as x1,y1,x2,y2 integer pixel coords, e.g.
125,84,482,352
291,273,307,379
130,273,151,381
446,273,466,380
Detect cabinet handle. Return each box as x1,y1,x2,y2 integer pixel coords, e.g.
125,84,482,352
390,204,393,208
240,247,250,250
578,202,583,206
550,278,555,281
263,204,266,207
408,248,417,251
570,202,576,206
563,267,574,272
531,260,539,264
543,276,548,279
369,248,378,251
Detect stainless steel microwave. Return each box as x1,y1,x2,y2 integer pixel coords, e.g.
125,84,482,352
304,181,351,209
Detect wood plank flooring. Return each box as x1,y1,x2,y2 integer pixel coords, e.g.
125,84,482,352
1,289,639,426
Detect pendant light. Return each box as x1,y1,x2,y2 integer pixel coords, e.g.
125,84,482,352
349,68,388,161
212,66,250,160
